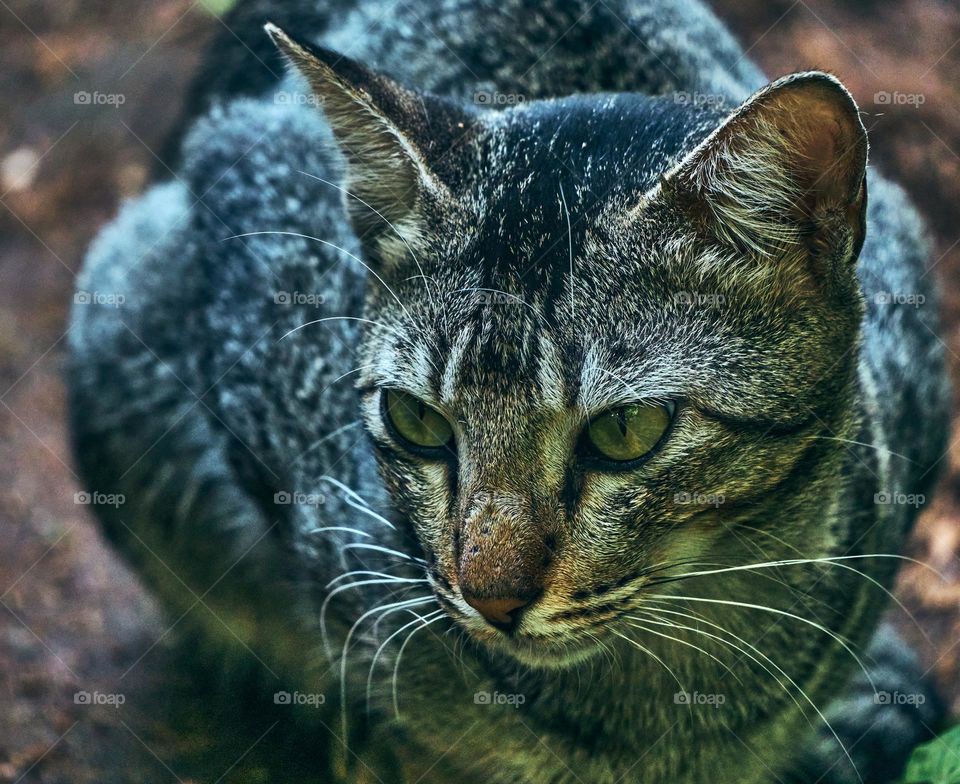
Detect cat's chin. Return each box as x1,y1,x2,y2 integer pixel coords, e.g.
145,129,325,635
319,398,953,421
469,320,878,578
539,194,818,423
484,634,602,670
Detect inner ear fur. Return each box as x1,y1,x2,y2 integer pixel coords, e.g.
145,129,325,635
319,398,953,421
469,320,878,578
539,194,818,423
662,72,868,269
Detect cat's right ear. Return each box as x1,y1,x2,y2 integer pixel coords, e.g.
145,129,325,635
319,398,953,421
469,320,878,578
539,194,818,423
266,24,474,264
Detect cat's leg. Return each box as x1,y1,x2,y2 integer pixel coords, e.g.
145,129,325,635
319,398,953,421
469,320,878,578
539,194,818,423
68,182,350,777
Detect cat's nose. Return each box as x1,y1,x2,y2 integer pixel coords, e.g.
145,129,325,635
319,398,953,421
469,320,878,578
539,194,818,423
463,594,531,630
456,489,552,631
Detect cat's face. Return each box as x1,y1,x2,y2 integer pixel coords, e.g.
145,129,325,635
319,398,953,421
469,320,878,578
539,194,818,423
272,28,868,667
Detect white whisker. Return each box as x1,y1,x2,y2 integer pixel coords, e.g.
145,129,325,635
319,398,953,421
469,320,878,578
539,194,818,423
610,628,686,698
341,543,426,564
805,435,916,464
367,608,444,710
224,230,426,344
340,596,435,741
646,593,876,693
292,420,362,465
321,577,427,657
392,611,446,718
295,170,437,314
636,603,863,784
307,526,371,538
623,620,742,684
320,476,397,530
559,181,574,320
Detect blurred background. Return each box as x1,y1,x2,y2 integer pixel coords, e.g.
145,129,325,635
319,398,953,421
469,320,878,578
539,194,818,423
1,0,959,780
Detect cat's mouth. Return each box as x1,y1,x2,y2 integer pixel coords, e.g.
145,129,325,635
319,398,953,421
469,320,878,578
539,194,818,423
434,588,603,669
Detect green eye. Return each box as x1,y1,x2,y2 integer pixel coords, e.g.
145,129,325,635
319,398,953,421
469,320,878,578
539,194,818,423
585,403,673,463
384,390,454,450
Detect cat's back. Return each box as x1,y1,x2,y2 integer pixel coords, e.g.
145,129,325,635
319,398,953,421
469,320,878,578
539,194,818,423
857,173,949,505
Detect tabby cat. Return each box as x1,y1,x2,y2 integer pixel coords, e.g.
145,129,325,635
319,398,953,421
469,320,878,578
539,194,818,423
70,0,948,781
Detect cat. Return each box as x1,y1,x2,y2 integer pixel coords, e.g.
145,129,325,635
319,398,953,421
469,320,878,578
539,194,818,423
69,0,949,781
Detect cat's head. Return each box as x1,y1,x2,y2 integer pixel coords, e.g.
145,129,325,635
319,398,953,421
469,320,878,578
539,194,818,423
271,26,868,668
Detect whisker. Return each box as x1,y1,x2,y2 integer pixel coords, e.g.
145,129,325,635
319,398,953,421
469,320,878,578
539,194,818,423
339,496,398,532
277,317,438,377
623,620,743,685
804,435,916,464
340,595,435,741
307,526,371,539
295,170,437,314
559,181,574,320
367,608,445,710
292,420,362,465
646,592,876,693
634,607,809,721
320,475,395,527
224,230,427,345
392,612,446,719
609,629,687,698
325,570,413,589
320,577,427,657
636,603,863,784
341,543,426,564
643,554,940,644
315,364,377,403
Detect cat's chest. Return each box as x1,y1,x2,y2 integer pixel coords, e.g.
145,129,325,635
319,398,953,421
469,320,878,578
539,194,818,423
373,659,781,784
389,714,773,784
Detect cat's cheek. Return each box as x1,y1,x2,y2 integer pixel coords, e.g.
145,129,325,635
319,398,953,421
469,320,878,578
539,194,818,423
370,445,460,580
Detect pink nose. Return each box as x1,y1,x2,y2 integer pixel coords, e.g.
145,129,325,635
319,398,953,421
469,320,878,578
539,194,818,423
463,594,531,629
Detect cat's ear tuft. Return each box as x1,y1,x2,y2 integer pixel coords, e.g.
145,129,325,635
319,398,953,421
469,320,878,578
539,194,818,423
661,72,868,268
266,23,471,261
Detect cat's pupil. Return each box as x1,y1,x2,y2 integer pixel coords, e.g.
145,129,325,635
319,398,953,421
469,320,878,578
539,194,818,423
617,410,628,437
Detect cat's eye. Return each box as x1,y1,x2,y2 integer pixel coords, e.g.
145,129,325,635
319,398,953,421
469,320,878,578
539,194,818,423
584,403,673,464
383,390,454,453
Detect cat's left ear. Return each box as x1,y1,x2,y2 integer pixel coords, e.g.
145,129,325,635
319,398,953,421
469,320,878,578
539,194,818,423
657,72,868,269
266,24,474,264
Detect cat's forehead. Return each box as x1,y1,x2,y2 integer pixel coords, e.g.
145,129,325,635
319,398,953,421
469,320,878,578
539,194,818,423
387,218,666,411
370,97,730,409
384,267,664,416
437,295,567,401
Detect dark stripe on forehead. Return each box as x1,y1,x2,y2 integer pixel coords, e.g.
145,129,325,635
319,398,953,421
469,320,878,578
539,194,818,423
459,303,540,387
474,187,586,332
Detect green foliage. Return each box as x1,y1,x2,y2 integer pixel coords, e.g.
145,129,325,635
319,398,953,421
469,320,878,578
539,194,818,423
903,726,960,784
199,0,237,17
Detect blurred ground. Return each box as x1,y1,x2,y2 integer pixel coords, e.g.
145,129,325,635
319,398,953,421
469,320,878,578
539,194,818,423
1,0,959,781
